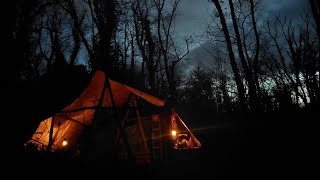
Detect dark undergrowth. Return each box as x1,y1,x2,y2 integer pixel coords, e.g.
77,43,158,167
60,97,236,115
7,112,317,179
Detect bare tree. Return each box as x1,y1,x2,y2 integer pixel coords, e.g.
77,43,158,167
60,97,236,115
228,0,260,111
154,0,190,102
211,0,247,111
131,0,157,92
263,13,319,109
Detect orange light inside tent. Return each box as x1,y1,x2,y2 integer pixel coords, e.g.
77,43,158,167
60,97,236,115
62,140,68,146
171,130,177,136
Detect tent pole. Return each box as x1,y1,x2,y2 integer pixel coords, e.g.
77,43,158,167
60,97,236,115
115,108,129,144
47,115,55,152
105,77,133,161
173,109,201,148
132,95,149,154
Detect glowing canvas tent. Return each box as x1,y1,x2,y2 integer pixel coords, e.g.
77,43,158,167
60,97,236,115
26,70,200,158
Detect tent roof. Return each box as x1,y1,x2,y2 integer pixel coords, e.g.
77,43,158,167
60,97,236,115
62,70,165,112
27,70,165,150
26,70,201,153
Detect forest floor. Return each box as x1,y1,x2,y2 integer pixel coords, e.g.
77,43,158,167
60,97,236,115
9,112,316,179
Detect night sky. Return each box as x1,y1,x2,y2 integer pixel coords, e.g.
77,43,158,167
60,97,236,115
175,0,310,43
175,0,311,71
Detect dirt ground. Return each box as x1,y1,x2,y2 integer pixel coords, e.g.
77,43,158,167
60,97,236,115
9,112,316,179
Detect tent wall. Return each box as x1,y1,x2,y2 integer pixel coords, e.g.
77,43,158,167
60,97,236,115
26,70,200,163
27,70,164,151
27,71,105,150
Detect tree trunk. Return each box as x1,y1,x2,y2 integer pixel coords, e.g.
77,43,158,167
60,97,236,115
309,0,320,87
144,19,156,94
130,32,135,80
212,0,247,111
249,0,262,107
228,0,258,111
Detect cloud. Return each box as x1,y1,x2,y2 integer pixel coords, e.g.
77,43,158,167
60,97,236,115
174,0,214,43
261,0,310,19
179,42,221,76
177,0,311,72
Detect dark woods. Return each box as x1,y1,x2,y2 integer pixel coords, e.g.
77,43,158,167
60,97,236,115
0,0,320,178
4,0,319,111
3,0,319,175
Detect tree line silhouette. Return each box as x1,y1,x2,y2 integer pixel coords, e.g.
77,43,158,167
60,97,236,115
3,0,319,120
